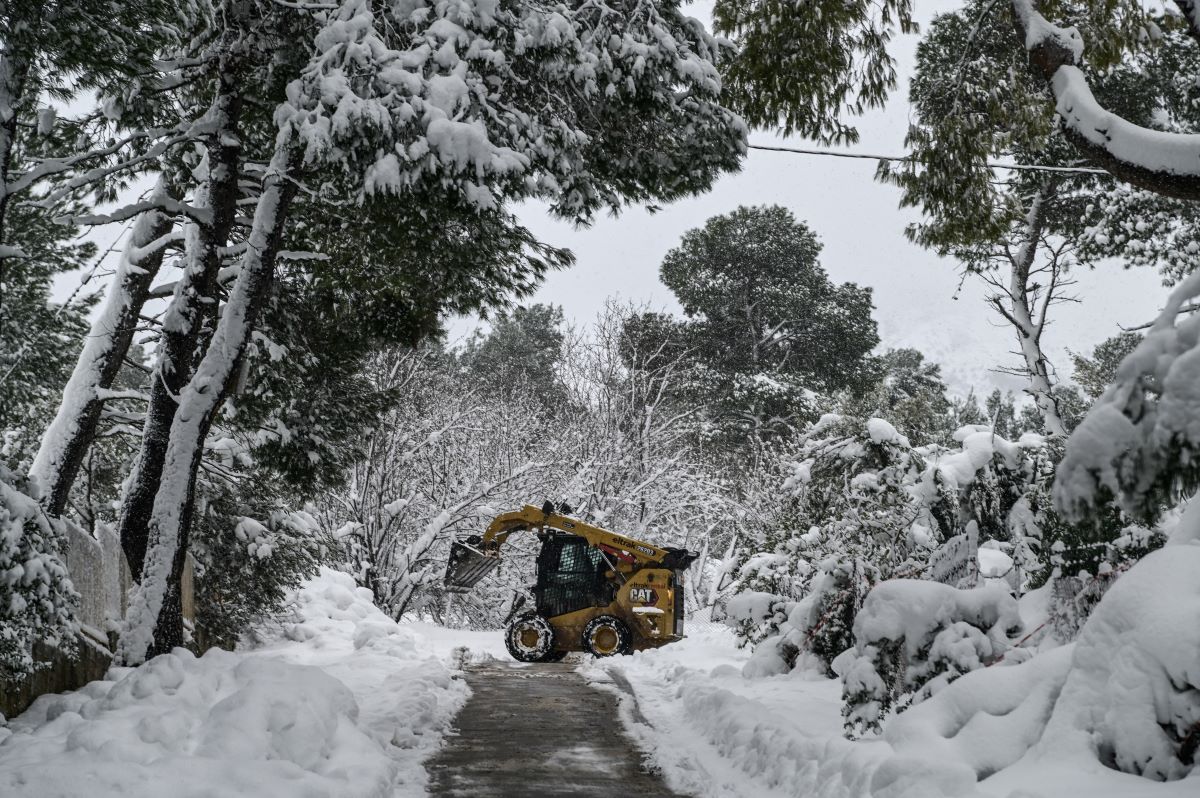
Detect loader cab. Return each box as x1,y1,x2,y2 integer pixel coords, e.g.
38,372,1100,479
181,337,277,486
533,532,616,618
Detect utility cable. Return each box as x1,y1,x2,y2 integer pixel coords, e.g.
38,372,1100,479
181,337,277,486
748,143,1112,176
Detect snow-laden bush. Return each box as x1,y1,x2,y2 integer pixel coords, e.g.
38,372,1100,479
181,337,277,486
919,424,1063,589
737,556,878,677
730,417,1055,676
1044,522,1166,642
781,415,931,577
0,464,78,678
193,504,332,649
840,580,1020,738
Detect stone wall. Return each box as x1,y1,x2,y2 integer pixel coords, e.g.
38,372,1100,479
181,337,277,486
0,524,197,719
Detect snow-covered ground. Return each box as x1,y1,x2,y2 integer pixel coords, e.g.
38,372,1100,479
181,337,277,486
0,568,501,797
586,608,1199,798
4,561,1195,798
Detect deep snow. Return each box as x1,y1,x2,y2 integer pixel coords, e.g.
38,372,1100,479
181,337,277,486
585,615,1199,798
4,562,1197,798
0,568,495,797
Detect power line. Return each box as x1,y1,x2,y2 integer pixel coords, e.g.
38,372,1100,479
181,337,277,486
748,143,1112,176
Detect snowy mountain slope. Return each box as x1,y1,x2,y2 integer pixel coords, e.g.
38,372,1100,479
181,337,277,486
0,568,472,798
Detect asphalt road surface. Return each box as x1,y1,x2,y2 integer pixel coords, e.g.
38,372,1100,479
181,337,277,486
426,660,681,797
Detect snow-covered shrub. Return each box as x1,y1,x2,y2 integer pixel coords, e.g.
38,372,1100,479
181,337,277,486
193,504,332,649
921,425,1057,588
783,415,933,577
728,416,933,672
724,588,791,649
1037,545,1200,780
840,580,1020,737
741,556,878,677
1044,523,1166,642
730,416,945,670
0,464,78,678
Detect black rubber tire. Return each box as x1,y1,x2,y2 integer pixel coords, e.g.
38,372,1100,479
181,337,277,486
581,615,632,657
505,613,557,662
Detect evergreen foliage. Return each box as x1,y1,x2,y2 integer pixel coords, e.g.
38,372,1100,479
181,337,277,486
656,205,879,447
0,463,78,679
712,0,916,144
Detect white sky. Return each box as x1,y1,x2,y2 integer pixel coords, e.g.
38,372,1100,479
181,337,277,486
454,0,1172,398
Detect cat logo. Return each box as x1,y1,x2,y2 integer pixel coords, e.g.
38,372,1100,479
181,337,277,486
629,587,658,604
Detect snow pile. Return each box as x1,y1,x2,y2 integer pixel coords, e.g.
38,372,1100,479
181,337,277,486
0,567,467,797
0,650,392,797
884,645,1075,780
1030,545,1200,781
595,587,1199,798
586,625,982,798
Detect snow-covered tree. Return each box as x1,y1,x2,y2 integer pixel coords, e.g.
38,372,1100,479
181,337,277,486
839,348,955,447
656,205,878,450
323,345,555,625
879,1,1200,437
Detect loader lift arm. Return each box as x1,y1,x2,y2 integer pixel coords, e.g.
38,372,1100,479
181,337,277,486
444,503,695,593
483,505,679,566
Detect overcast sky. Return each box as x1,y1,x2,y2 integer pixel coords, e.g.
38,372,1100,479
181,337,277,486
454,0,1172,398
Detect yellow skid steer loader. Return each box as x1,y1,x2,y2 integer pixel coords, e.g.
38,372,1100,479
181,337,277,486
444,502,698,661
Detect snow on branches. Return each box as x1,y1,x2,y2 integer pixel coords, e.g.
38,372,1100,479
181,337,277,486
840,579,1020,738
283,0,745,217
0,464,79,678
1054,267,1200,522
727,417,1060,678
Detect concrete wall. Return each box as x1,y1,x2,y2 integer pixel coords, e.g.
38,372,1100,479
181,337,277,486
0,523,197,719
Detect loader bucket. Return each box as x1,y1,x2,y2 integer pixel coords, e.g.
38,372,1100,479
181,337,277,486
444,539,501,592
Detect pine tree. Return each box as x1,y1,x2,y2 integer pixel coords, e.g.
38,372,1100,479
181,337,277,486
658,205,879,449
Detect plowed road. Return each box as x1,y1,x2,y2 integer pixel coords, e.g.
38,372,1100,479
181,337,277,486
427,661,680,797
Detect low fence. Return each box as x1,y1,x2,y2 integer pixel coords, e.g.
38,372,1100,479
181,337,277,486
0,524,196,719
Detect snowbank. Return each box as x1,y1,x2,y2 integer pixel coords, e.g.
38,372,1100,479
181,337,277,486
1026,546,1200,781
0,567,469,797
585,625,982,798
595,553,1199,798
0,650,393,797
884,645,1075,780
592,616,1199,798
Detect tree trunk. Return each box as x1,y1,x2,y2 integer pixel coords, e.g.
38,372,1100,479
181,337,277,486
118,79,244,582
1004,186,1068,437
119,145,300,664
31,178,178,513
